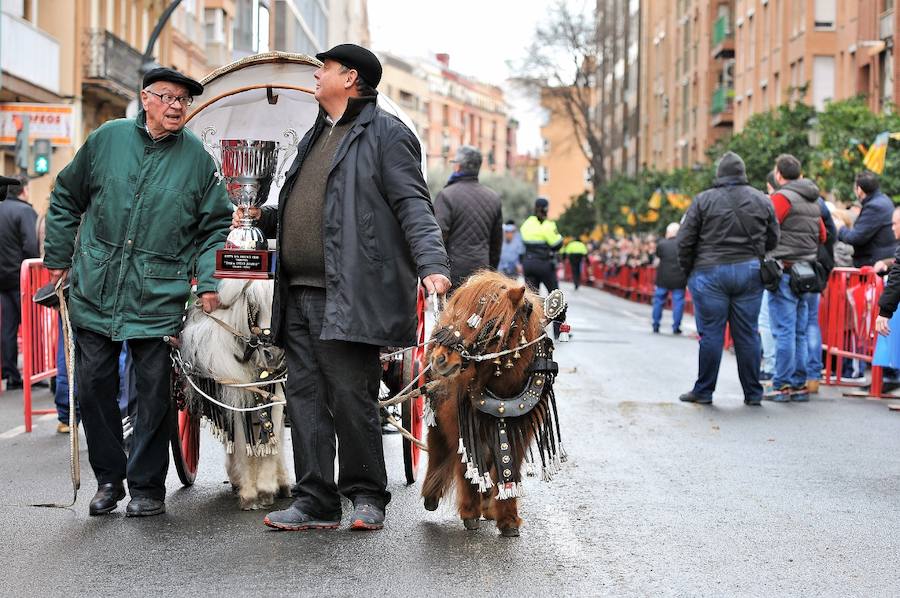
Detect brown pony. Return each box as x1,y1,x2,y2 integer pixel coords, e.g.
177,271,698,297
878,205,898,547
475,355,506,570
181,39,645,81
422,271,565,537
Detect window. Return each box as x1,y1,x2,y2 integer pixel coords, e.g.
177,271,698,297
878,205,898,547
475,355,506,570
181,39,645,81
814,0,835,29
812,56,835,110
539,166,549,184
748,15,755,67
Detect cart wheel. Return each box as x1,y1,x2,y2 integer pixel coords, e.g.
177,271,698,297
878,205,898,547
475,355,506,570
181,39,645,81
170,372,200,487
402,286,427,485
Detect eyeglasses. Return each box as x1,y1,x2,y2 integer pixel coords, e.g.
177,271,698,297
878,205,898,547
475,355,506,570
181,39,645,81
144,90,194,107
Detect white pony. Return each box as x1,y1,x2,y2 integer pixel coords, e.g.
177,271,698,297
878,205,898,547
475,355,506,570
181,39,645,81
178,279,291,510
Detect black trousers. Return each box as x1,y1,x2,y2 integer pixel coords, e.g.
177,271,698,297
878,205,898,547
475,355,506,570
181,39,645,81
568,255,584,289
283,286,389,517
0,287,22,384
75,328,172,500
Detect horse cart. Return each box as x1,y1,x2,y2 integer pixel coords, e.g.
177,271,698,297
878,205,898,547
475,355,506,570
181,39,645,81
169,52,428,489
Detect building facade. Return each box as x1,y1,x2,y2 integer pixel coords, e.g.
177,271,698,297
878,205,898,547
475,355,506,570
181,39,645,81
271,0,368,56
538,87,592,218
1,0,215,215
423,53,515,174
378,52,430,150
597,0,642,177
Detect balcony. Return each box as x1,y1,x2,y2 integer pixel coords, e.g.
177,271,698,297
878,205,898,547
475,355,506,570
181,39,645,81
710,86,733,127
711,15,734,59
0,11,60,95
83,29,143,100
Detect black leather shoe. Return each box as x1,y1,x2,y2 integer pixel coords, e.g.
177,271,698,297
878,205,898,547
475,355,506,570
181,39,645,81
679,391,712,405
89,482,126,516
5,378,23,390
125,496,166,517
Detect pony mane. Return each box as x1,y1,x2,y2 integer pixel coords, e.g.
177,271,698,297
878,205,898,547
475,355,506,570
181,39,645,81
440,270,544,342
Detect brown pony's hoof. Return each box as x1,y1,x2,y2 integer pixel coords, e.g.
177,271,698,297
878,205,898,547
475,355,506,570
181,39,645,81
499,526,520,538
463,517,481,530
424,496,439,511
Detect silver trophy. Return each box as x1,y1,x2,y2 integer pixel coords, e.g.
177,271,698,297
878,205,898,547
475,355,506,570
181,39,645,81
202,127,299,251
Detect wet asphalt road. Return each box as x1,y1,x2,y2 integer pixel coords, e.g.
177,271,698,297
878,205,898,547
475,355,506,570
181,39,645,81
1,282,899,597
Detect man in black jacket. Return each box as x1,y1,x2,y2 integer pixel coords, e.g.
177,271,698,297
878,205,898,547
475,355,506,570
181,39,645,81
677,152,779,406
838,171,896,267
239,44,450,532
652,222,687,334
433,145,502,289
0,174,39,390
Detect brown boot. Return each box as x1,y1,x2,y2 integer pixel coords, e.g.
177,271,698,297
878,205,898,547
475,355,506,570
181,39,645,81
807,380,820,394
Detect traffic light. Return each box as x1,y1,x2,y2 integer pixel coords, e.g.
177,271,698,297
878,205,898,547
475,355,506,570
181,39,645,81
14,115,30,172
33,139,51,175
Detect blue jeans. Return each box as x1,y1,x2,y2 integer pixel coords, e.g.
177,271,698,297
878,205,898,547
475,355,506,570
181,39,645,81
805,293,822,381
768,274,809,388
652,287,685,330
687,259,764,401
758,290,776,375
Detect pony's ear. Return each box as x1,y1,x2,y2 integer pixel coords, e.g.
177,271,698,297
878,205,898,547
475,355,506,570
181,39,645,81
506,284,526,307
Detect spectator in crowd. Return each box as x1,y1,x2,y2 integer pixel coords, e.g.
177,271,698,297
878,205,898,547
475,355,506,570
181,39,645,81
498,221,524,278
764,154,827,402
562,237,589,290
0,174,39,391
806,191,837,395
676,151,779,406
837,171,896,268
875,207,900,338
652,222,687,335
829,205,856,267
759,171,780,381
433,145,502,290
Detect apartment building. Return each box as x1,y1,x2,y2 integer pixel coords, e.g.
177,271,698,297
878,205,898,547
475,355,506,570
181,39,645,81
424,54,514,174
538,87,592,218
378,52,430,150
272,0,368,56
597,0,642,177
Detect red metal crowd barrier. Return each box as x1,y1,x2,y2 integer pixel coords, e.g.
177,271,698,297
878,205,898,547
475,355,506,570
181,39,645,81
20,258,58,432
566,261,890,398
820,267,887,397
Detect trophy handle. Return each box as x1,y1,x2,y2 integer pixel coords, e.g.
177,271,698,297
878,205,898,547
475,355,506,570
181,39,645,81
275,129,300,187
201,126,224,183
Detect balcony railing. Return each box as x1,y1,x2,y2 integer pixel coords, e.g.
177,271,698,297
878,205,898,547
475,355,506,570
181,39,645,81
0,11,60,94
711,86,733,115
83,29,143,97
713,15,731,47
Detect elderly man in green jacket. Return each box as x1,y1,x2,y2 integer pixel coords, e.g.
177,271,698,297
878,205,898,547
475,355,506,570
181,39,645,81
44,68,232,517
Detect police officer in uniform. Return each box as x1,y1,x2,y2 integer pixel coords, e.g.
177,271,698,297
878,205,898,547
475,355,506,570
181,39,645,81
520,197,563,336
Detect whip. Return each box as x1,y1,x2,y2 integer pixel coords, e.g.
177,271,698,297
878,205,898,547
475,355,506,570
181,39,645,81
29,277,80,508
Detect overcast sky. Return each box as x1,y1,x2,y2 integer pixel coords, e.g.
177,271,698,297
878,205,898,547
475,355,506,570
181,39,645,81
367,0,552,154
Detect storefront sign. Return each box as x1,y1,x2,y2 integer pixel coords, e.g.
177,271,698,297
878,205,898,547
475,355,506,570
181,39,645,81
0,103,73,146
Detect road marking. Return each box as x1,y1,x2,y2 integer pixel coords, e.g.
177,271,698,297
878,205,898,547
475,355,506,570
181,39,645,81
0,413,56,439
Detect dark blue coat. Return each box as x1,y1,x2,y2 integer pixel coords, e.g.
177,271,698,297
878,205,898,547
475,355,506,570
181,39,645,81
838,191,896,267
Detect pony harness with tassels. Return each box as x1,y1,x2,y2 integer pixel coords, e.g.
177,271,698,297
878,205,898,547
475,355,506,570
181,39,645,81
432,289,568,500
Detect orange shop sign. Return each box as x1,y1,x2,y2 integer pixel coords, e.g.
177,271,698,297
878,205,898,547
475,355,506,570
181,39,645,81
0,103,74,146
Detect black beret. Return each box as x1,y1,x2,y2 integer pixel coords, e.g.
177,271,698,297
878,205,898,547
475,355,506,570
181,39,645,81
316,44,382,88
142,67,203,97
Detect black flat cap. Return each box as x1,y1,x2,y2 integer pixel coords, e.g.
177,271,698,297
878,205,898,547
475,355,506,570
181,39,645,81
535,197,550,209
142,67,203,96
0,175,18,187
316,44,382,88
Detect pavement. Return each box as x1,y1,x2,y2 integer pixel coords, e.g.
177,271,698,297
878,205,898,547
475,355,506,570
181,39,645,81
1,282,899,596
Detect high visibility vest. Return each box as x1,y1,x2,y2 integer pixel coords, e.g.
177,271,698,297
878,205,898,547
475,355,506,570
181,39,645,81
520,216,563,259
563,240,588,255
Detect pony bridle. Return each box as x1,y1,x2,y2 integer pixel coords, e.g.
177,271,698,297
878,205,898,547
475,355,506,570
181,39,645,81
432,293,533,372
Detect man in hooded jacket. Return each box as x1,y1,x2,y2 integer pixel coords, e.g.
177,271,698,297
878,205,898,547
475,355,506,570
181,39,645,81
677,151,779,406
764,154,827,402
